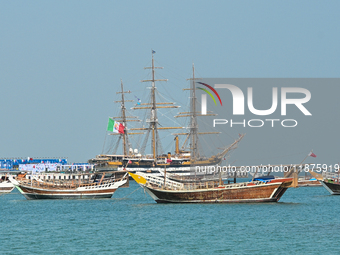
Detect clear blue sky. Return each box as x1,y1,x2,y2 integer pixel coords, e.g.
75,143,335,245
0,1,339,163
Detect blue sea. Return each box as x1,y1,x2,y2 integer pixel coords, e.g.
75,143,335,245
1,181,339,255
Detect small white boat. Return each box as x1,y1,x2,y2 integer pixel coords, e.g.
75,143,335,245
0,176,15,194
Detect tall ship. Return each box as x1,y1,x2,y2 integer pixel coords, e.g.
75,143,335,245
89,52,244,175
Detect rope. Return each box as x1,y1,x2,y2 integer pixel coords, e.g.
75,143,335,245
111,186,142,204
101,132,108,154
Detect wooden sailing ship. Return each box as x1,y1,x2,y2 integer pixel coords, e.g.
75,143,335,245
318,179,340,194
9,171,129,200
89,51,244,173
129,171,295,203
0,175,14,194
309,170,340,194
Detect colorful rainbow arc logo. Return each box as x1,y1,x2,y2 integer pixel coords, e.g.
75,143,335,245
196,82,222,106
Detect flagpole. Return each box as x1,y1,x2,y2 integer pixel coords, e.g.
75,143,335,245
298,150,316,174
285,150,314,178
298,155,310,171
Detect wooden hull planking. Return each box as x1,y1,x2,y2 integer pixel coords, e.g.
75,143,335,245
11,173,128,200
16,185,118,200
320,180,340,195
141,180,292,203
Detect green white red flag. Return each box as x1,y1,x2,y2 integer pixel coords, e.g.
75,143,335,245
107,118,124,134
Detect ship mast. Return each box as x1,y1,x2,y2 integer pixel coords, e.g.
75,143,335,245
189,64,199,160
143,52,167,159
112,80,142,155
114,81,132,155
131,51,181,160
120,80,128,155
175,65,220,162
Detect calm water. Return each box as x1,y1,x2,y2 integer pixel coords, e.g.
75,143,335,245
1,181,339,255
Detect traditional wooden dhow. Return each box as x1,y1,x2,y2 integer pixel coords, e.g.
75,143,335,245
319,179,340,195
9,171,129,200
308,171,340,195
0,176,14,194
129,172,294,203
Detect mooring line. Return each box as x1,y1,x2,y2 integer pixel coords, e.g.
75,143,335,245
112,186,142,204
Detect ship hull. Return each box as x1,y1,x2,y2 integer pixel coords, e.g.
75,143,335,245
15,185,118,200
320,180,340,195
0,182,15,193
11,175,128,200
141,181,291,203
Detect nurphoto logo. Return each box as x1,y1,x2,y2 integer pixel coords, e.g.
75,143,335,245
198,81,312,128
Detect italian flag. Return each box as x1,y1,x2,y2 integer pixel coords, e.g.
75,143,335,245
107,118,125,134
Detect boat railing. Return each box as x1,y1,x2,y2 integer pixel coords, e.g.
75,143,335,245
19,177,119,189
136,172,184,190
181,180,266,190
137,171,269,191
